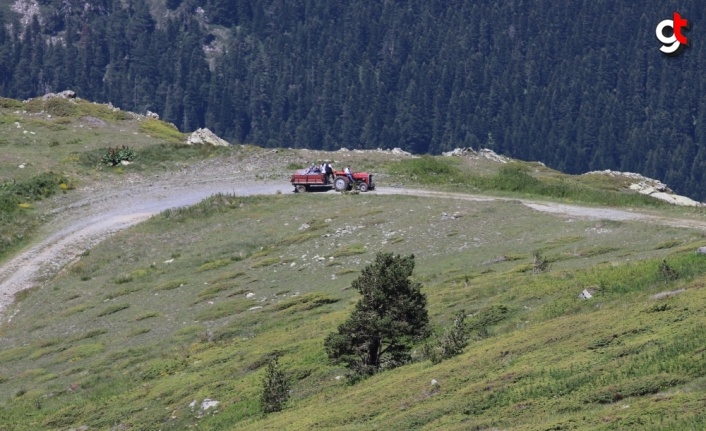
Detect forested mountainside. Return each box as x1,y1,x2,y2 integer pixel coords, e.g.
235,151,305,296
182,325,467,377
1,0,706,199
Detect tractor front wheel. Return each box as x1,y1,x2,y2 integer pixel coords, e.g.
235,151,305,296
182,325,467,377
358,181,369,192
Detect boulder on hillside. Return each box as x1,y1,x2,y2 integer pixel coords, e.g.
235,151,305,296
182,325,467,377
585,170,705,207
187,128,230,146
628,182,704,207
42,90,76,100
442,147,508,163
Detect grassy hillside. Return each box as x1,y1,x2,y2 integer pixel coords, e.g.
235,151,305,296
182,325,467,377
1,190,706,430
1,96,706,430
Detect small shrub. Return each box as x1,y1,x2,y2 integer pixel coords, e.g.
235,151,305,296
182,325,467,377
135,312,159,321
105,286,141,299
252,257,281,268
156,280,186,290
197,259,231,272
114,274,133,284
273,293,338,312
102,146,137,166
427,310,470,364
73,329,108,341
60,304,92,317
198,282,238,298
260,355,291,414
658,259,678,281
532,252,549,274
97,303,130,317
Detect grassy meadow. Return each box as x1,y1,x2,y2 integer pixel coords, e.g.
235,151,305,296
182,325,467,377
1,191,706,430
1,96,706,429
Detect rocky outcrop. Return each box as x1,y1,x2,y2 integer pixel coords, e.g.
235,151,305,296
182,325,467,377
585,169,704,207
442,147,509,163
41,90,76,100
186,128,230,146
336,147,414,156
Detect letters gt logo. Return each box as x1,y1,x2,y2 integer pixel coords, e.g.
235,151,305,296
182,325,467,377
656,12,690,55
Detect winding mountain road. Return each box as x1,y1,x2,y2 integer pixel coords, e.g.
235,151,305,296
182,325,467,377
1,177,705,320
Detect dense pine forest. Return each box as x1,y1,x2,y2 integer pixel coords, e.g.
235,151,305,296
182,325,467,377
1,0,706,199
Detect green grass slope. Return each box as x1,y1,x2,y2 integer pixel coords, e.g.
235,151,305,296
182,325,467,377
0,95,706,430
1,191,705,430
0,95,235,258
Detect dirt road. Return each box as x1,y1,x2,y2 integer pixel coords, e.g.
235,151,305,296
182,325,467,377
1,176,705,320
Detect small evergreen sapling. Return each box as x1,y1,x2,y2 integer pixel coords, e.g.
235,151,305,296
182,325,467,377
260,355,290,414
427,310,469,364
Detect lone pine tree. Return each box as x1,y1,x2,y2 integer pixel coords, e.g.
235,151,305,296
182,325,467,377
324,252,430,377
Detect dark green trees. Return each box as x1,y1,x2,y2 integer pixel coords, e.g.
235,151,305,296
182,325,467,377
324,252,429,377
5,1,706,200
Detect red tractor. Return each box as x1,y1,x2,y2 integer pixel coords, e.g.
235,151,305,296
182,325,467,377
290,169,375,193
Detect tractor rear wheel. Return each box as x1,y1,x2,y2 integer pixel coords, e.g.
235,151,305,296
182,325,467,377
334,177,349,192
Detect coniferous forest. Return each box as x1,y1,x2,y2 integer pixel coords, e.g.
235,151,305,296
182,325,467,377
1,0,706,199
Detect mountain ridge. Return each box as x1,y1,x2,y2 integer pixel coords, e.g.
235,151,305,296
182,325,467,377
1,1,706,201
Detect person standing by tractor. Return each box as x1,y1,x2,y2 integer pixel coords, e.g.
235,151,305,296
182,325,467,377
325,162,334,183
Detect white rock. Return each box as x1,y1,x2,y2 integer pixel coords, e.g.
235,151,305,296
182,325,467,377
163,258,174,264
391,147,412,156
431,379,439,386
246,292,255,298
201,399,220,410
187,128,229,146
